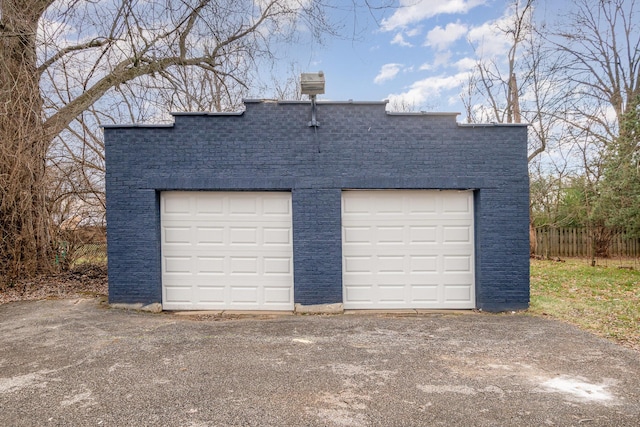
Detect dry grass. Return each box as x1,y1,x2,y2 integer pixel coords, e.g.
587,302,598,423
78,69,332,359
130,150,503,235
530,258,640,351
0,264,107,305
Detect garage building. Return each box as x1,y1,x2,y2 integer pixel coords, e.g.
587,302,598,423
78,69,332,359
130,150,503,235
104,100,529,312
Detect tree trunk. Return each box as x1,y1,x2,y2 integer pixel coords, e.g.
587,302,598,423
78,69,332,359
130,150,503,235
0,0,55,279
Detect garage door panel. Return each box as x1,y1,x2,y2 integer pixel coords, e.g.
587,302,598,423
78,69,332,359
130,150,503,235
376,275,411,286
196,227,224,245
377,256,405,273
442,193,472,213
263,257,292,275
345,244,412,256
230,286,259,304
411,285,439,302
344,227,373,244
229,197,258,215
409,226,437,243
263,197,290,215
408,197,437,214
443,226,472,243
439,279,475,298
408,274,444,286
444,285,473,303
164,286,192,303
409,256,438,273
263,286,293,304
378,285,406,302
342,194,372,214
344,285,374,303
343,276,371,287
443,255,472,272
196,197,224,215
164,227,192,244
229,257,259,274
344,256,374,273
263,228,291,245
161,192,293,310
164,194,192,214
197,286,225,303
164,256,192,273
343,190,474,309
229,227,258,245
196,256,225,274
377,227,404,243
377,205,404,215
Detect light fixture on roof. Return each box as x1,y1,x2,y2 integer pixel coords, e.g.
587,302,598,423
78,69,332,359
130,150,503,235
300,71,325,96
300,71,324,127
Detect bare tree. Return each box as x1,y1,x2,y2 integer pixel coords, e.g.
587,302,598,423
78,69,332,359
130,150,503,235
548,0,640,178
467,0,567,162
554,0,640,138
465,0,573,256
474,0,533,124
268,63,305,101
1,0,52,277
548,0,640,262
0,0,342,279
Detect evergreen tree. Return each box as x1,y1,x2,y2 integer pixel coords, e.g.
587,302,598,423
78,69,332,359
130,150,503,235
594,97,640,237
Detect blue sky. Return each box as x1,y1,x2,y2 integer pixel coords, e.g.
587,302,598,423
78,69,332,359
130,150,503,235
286,0,561,114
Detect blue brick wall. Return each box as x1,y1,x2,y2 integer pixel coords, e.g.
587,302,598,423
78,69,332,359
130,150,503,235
104,100,529,311
292,189,343,304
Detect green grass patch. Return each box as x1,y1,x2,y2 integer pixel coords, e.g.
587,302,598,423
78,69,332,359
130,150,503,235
530,258,640,351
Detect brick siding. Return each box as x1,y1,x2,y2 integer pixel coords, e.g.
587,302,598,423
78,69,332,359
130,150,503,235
105,100,529,311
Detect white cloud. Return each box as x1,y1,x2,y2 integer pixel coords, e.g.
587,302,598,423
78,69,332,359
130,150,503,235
387,71,471,109
425,21,468,51
433,51,453,68
418,52,453,72
406,27,422,37
381,0,487,31
467,14,514,58
447,94,462,106
374,63,403,84
454,57,477,72
391,33,413,47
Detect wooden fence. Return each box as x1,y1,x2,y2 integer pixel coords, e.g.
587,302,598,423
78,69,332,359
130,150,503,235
533,227,640,258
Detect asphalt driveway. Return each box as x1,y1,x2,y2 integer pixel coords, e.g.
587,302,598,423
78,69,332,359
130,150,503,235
1,298,639,426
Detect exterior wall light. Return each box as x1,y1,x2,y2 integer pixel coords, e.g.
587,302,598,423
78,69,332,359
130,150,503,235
300,71,324,127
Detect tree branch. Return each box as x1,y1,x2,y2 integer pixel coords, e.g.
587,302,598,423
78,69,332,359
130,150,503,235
42,0,286,138
37,39,110,76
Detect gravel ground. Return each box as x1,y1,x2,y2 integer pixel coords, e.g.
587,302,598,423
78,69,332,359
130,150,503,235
1,298,639,426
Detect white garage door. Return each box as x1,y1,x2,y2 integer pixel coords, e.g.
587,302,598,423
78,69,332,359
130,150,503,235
161,191,294,310
342,190,475,309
